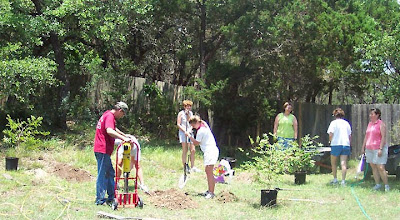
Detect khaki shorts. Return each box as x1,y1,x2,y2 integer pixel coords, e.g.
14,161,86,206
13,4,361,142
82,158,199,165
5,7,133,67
203,148,219,166
365,146,388,165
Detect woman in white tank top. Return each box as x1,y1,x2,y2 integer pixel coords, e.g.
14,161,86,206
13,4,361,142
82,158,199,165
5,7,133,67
177,100,199,173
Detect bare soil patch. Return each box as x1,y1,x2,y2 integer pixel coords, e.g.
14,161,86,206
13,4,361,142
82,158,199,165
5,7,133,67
51,162,93,182
147,188,198,210
216,190,238,203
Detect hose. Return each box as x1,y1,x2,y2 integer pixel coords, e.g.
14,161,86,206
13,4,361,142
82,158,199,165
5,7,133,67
350,163,372,220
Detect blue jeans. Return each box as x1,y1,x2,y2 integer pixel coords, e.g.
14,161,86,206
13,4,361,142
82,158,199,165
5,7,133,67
95,152,115,205
277,137,295,150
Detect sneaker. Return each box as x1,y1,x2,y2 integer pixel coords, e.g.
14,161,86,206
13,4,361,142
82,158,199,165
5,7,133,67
95,199,106,206
139,184,149,193
330,179,338,184
201,190,210,196
204,191,215,199
372,184,382,191
341,180,346,187
385,185,390,192
191,167,201,173
105,199,114,207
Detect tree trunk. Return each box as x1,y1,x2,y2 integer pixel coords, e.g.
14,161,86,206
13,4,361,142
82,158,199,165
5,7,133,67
32,0,68,129
197,0,207,88
50,32,69,129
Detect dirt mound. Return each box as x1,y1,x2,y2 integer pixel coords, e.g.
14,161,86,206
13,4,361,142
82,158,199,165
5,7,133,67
52,163,93,182
147,188,198,210
217,191,238,203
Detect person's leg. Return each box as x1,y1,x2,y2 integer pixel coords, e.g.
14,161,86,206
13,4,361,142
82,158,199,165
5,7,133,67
340,155,348,181
95,153,107,204
134,160,149,193
103,154,115,202
181,142,188,167
377,164,388,185
330,155,338,181
132,159,144,185
189,143,196,168
205,165,215,193
369,163,381,184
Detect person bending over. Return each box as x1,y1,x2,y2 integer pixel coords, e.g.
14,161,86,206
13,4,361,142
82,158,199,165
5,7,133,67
115,136,149,193
186,115,219,199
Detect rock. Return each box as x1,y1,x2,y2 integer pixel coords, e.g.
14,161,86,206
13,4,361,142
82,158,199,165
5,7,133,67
3,173,13,180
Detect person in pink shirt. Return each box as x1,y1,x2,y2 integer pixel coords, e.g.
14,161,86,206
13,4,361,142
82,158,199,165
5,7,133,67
361,108,389,192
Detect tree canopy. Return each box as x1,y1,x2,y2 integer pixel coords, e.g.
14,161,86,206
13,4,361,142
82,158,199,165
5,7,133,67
1,0,400,143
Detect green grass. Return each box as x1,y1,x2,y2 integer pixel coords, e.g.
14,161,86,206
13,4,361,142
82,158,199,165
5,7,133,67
1,137,400,219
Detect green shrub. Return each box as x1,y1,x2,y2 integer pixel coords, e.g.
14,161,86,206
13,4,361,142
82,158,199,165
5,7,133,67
284,135,322,174
2,115,50,154
242,134,322,184
241,133,287,184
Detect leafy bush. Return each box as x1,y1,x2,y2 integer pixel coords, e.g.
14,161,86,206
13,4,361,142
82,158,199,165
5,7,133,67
241,133,287,184
283,135,322,173
242,134,322,184
139,83,177,140
2,115,50,153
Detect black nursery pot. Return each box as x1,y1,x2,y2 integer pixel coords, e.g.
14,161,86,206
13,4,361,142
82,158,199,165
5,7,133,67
294,171,306,185
5,157,19,171
261,189,278,207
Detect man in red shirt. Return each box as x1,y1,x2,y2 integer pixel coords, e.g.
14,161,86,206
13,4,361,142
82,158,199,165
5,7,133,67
94,101,131,205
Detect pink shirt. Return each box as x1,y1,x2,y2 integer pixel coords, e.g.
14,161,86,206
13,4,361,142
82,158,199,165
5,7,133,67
365,120,383,150
94,110,116,155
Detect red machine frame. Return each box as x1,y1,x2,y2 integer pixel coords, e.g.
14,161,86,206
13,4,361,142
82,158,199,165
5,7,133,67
112,141,142,209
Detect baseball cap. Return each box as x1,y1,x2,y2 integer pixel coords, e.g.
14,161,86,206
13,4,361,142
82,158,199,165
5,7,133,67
115,101,129,112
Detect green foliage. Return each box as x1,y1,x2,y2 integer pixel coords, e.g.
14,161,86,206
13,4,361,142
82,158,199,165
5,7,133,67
390,119,400,145
242,133,287,184
137,83,177,140
2,115,50,152
243,134,322,184
284,135,322,173
1,0,400,139
0,58,57,107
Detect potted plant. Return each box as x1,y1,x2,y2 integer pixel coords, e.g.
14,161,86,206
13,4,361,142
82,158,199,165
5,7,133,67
2,115,49,171
284,135,321,184
245,134,288,206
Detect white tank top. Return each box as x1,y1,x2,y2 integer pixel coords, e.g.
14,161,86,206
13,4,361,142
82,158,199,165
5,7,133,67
179,110,193,132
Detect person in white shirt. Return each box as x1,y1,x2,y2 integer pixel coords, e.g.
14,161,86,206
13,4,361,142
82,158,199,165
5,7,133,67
186,115,219,199
327,108,352,186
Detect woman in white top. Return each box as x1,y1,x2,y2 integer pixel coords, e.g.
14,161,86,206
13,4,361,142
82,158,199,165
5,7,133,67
327,108,352,186
186,115,219,199
177,100,199,172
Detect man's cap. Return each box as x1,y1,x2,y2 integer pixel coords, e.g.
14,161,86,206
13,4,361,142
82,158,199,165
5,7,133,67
115,101,129,112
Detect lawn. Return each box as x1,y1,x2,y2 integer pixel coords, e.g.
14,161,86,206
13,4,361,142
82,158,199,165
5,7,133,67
1,136,400,220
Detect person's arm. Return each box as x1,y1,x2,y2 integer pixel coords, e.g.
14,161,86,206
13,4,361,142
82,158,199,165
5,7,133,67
293,116,298,139
185,129,201,146
348,134,352,146
187,135,200,146
379,122,386,149
328,132,333,145
106,128,129,141
177,112,187,132
115,128,126,136
273,115,279,136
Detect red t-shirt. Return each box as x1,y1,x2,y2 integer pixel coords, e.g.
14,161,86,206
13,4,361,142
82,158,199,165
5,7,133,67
94,110,116,155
